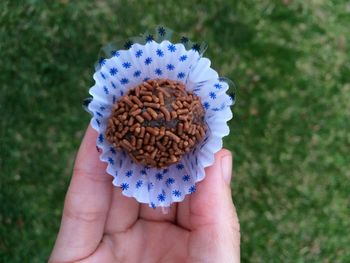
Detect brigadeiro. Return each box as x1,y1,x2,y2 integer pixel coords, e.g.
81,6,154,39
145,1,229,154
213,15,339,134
86,26,234,208
106,78,207,168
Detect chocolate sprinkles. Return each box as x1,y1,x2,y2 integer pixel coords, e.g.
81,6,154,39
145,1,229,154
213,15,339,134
105,78,207,168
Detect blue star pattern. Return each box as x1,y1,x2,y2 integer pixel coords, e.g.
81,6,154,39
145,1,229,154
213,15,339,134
110,147,116,154
108,157,114,165
109,68,118,76
136,180,143,188
180,36,189,43
151,202,156,209
111,50,120,57
189,185,196,193
121,183,129,191
98,134,104,143
176,163,184,170
120,78,129,85
203,102,210,110
124,40,133,49
209,92,217,99
158,27,166,36
95,119,100,127
192,43,201,52
201,136,208,147
166,178,175,186
140,169,147,175
133,70,141,77
100,72,106,79
145,57,152,65
122,62,131,69
158,192,166,202
156,173,163,180
179,55,187,61
166,64,175,71
146,34,154,43
125,170,133,177
135,50,143,58
182,174,190,182
214,83,222,89
156,49,164,57
177,72,185,79
99,58,106,66
155,68,162,76
172,190,181,197
103,86,109,94
168,44,176,52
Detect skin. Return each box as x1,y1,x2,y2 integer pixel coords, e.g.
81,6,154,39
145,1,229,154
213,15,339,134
50,125,240,263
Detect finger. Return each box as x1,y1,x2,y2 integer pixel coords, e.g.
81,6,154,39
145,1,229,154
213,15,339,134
50,125,113,262
104,187,140,234
189,149,240,262
139,203,177,223
177,149,239,230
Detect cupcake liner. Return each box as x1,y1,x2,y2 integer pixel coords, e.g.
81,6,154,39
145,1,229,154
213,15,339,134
88,27,234,208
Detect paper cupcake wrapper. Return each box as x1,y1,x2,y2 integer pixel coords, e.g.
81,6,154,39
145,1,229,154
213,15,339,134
88,27,234,207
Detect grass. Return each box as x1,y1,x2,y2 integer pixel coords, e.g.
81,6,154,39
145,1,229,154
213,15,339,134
1,0,349,262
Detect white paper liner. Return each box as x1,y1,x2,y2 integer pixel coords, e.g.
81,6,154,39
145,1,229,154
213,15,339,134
88,40,233,207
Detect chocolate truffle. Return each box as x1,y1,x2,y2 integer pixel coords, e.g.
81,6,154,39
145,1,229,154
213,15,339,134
106,79,207,168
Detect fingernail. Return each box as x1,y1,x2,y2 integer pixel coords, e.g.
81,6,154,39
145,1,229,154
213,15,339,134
221,154,232,185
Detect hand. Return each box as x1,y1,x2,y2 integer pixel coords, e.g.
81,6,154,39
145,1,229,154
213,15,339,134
50,125,240,263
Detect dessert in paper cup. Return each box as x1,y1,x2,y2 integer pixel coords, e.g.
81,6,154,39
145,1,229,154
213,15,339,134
87,26,234,208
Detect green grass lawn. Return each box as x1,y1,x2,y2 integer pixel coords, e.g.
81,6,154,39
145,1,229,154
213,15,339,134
1,0,349,262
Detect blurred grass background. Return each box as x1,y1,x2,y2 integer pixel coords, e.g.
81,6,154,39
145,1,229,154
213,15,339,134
1,0,350,262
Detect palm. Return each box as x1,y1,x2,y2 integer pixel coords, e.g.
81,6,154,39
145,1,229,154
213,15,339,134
50,126,239,263
85,188,226,263
105,220,189,262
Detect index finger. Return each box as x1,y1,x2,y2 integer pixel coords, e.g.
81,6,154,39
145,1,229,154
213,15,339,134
50,125,112,262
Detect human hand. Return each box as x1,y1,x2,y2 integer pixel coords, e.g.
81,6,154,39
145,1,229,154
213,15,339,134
49,125,240,263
